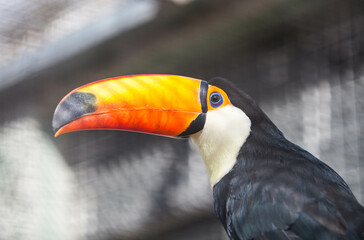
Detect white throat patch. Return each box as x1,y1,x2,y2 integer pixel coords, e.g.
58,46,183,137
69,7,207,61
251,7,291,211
191,105,251,187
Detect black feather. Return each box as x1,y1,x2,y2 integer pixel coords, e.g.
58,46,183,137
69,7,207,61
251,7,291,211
209,78,364,240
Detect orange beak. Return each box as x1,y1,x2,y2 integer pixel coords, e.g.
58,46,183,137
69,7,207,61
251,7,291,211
52,74,208,138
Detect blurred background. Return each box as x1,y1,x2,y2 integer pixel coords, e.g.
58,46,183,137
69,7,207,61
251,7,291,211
0,0,363,239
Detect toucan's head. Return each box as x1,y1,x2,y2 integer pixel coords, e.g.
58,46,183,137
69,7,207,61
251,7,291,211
53,74,258,186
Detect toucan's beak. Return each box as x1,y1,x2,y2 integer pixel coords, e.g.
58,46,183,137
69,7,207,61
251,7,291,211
52,74,207,137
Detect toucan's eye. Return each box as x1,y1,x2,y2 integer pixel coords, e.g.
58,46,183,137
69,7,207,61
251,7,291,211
210,92,223,108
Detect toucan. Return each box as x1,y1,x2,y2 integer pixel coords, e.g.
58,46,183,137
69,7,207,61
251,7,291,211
52,74,364,240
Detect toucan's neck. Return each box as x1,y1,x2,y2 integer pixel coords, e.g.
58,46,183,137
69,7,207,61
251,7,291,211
191,103,287,187
191,105,251,187
235,119,307,175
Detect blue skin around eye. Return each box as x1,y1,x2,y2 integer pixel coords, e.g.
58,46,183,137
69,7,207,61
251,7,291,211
210,92,223,108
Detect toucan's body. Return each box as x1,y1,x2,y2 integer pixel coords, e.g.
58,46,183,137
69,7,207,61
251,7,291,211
53,75,364,240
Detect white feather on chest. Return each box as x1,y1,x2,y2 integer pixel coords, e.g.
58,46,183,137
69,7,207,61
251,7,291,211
191,105,251,187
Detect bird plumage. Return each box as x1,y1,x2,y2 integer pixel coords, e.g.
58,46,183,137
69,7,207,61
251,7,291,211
210,77,364,240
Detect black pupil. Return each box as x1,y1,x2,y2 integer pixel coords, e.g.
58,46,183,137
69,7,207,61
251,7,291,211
211,94,221,103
